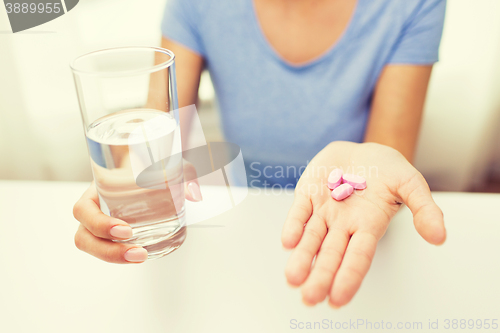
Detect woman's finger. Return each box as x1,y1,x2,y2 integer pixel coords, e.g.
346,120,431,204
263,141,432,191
398,172,446,245
281,193,312,249
183,160,202,202
301,226,350,306
73,183,133,240
74,224,148,264
285,214,327,287
329,231,377,308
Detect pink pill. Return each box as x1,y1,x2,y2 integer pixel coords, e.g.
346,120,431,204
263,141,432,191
331,183,354,201
327,168,343,190
342,174,367,190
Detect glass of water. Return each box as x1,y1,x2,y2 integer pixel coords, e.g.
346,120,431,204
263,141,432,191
71,46,186,259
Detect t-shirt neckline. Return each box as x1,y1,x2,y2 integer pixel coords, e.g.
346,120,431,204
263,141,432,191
247,0,362,70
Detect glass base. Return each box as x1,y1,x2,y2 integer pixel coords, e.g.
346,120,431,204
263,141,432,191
115,212,187,260
144,225,186,260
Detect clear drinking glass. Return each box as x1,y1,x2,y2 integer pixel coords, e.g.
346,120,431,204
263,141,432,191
71,46,186,259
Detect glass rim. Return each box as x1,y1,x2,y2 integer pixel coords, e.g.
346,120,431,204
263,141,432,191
70,46,175,77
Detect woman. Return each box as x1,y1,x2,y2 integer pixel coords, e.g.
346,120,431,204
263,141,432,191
72,0,447,308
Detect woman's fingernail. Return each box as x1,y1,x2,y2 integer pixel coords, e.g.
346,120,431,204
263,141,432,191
187,182,203,201
124,248,148,263
110,225,133,239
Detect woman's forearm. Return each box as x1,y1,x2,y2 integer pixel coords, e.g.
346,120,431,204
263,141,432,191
160,37,204,150
364,65,433,163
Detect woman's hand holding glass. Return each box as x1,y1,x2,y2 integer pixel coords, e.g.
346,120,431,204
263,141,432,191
72,161,201,264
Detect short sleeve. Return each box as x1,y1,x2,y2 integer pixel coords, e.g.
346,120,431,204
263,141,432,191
161,0,206,56
387,0,446,65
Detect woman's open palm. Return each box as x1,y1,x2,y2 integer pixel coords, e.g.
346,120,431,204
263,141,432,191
282,142,446,308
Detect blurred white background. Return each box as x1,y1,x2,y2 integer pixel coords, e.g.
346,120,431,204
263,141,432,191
0,0,499,191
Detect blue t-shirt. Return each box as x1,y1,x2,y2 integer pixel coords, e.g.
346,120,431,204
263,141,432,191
161,0,446,187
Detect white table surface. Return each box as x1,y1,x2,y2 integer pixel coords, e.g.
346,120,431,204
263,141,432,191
0,181,499,333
